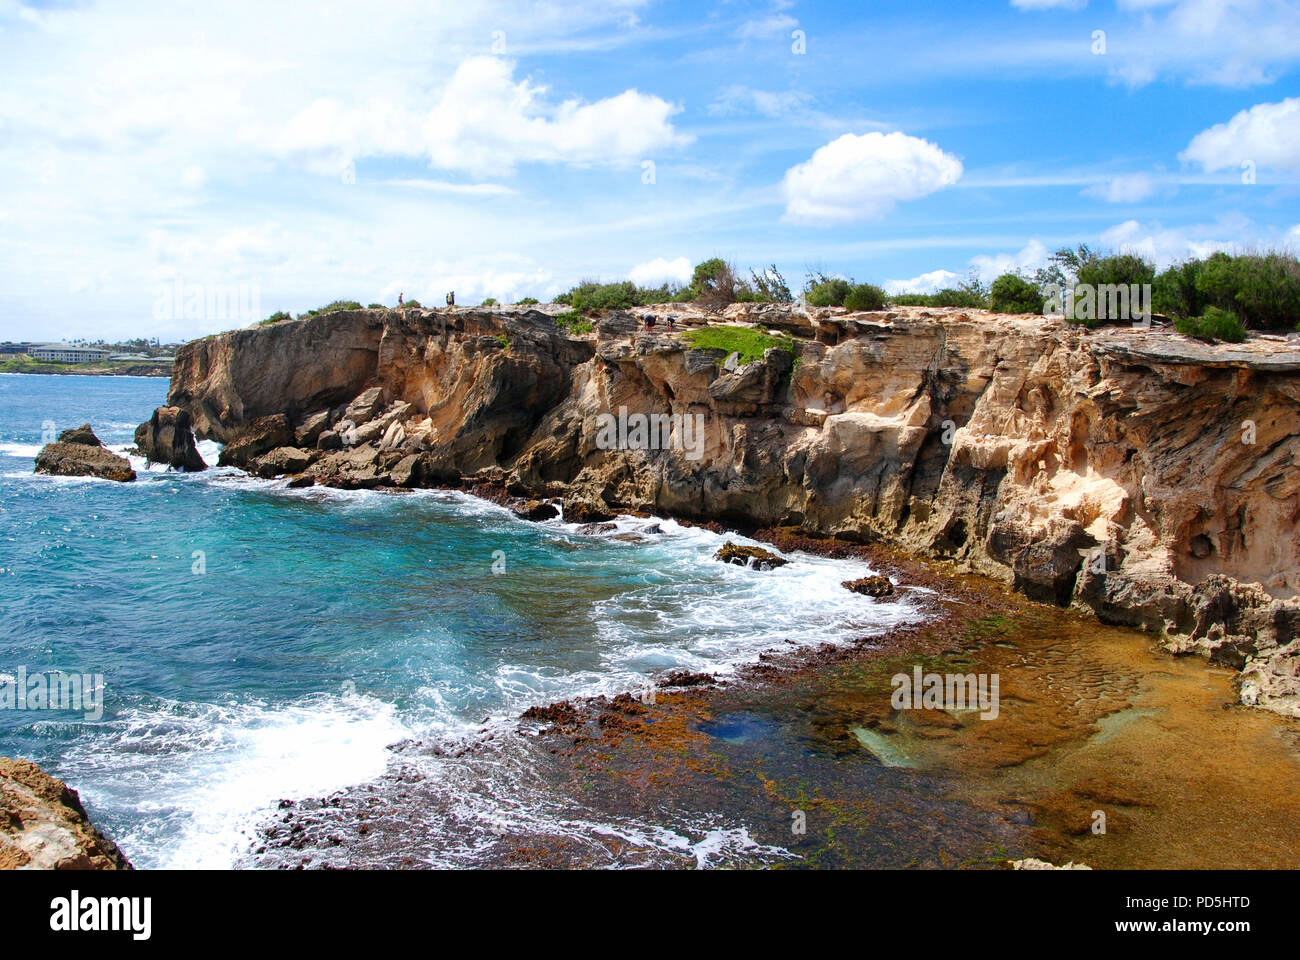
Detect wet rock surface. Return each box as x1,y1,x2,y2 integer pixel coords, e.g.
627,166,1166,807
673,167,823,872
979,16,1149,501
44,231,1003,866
134,405,206,471
34,424,136,482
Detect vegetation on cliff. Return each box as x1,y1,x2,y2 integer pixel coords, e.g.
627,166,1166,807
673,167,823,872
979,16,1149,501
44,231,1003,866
681,325,796,365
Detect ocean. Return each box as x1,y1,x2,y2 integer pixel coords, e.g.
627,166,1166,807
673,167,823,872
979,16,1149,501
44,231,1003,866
0,372,923,867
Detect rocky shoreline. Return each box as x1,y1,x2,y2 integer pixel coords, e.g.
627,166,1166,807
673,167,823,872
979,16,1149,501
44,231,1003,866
134,302,1299,717
0,758,131,870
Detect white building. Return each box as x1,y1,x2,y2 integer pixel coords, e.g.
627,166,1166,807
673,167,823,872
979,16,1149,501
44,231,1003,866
30,344,111,363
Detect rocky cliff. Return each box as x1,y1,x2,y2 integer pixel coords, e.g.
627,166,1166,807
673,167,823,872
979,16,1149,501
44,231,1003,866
0,758,131,869
161,303,1300,717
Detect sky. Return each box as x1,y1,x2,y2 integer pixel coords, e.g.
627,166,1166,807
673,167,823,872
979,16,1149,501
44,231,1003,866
1,0,1298,343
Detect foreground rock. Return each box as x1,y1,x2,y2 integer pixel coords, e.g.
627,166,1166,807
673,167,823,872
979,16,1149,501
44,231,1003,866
0,758,131,870
714,541,788,570
134,405,206,471
162,303,1300,716
34,424,135,482
843,576,894,597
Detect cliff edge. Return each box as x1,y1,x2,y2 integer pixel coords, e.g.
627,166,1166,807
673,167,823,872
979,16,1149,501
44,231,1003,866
160,303,1300,717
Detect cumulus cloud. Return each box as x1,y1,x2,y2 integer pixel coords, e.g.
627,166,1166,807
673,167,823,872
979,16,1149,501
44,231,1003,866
969,239,1050,282
884,269,963,294
782,132,963,225
1082,173,1156,203
1100,218,1240,266
1180,97,1300,175
274,56,690,177
391,260,557,306
629,256,692,287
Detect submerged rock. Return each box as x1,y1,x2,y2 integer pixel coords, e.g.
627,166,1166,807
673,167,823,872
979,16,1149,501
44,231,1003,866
0,757,131,870
714,541,788,571
134,405,206,471
34,425,135,482
843,576,894,597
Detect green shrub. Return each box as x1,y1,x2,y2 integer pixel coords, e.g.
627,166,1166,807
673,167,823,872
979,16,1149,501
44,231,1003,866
481,298,498,307
1071,254,1155,325
260,310,291,326
1193,252,1300,330
557,280,665,313
555,311,594,335
989,274,1044,314
843,283,887,312
682,325,795,366
1175,306,1247,343
805,278,851,307
307,299,364,316
516,297,539,305
1152,260,1207,320
403,299,422,309
367,303,385,310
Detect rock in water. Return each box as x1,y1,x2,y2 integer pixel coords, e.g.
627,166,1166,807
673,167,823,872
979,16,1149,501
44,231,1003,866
134,405,207,471
0,757,132,870
511,499,560,521
843,576,894,597
216,414,293,468
33,424,135,483
714,541,788,570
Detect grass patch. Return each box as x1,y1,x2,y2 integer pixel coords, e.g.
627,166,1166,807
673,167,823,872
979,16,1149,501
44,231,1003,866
681,325,795,365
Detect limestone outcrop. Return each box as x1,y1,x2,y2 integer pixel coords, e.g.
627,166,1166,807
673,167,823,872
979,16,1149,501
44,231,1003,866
134,405,206,471
34,424,136,482
156,304,1300,717
0,757,131,870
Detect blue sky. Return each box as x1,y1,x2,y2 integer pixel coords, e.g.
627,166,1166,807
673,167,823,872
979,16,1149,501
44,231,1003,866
1,0,1298,342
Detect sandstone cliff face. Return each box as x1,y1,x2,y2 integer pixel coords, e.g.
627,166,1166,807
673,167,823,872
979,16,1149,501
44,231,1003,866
162,305,1300,717
0,758,131,870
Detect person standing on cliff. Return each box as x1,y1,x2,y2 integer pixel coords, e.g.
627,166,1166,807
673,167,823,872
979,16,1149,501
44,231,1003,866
398,292,404,308
446,291,455,307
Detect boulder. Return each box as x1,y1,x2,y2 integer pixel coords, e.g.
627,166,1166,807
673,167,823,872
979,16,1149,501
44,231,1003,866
714,541,788,570
250,446,317,479
512,499,560,521
294,409,332,447
133,406,206,471
0,757,132,870
563,498,613,524
34,426,135,483
341,386,385,425
217,414,292,468
843,576,894,597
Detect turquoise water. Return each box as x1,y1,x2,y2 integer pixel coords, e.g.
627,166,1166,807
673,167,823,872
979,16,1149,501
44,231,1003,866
0,373,922,867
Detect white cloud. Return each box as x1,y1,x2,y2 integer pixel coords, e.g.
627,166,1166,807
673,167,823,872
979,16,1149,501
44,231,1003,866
708,85,814,119
629,256,692,287
392,261,556,306
1180,97,1300,175
379,179,517,197
273,56,690,177
969,239,1050,282
1082,173,1156,203
782,132,964,224
1100,218,1240,266
885,269,963,294
738,14,798,40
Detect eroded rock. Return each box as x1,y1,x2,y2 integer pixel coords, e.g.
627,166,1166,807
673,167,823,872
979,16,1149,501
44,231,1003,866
34,425,135,482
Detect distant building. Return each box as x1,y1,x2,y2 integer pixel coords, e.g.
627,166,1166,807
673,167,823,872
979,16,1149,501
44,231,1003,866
29,344,111,363
0,342,31,355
